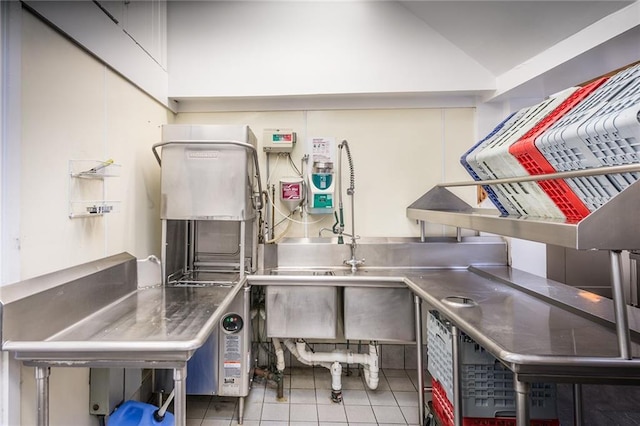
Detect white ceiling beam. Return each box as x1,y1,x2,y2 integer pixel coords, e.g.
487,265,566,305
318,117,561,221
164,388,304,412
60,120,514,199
490,1,640,101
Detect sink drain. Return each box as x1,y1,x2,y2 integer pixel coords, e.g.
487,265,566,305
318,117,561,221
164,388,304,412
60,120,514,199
442,296,477,307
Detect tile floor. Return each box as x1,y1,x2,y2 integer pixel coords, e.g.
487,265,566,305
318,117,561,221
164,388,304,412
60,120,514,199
185,367,423,426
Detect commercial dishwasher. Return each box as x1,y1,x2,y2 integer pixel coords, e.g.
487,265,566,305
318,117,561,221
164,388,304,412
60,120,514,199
152,124,263,423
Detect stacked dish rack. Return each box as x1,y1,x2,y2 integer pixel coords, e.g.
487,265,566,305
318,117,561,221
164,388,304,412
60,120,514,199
427,312,559,426
461,64,640,222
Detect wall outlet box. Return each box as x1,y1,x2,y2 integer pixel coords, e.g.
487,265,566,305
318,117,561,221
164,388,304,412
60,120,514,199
263,128,296,153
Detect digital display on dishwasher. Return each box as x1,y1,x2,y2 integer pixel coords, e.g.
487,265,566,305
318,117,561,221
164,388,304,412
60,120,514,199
221,313,243,333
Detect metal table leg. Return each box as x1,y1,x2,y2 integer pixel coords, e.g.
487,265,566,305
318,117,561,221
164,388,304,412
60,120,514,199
414,294,425,426
238,396,245,424
451,325,462,426
35,366,50,426
173,364,188,426
610,250,631,359
514,377,530,426
573,384,583,426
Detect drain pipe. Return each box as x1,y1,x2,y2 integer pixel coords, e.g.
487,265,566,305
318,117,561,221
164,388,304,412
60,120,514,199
294,340,379,390
272,337,286,372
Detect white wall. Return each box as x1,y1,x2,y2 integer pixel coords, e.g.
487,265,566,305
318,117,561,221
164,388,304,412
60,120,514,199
167,1,495,98
23,0,171,109
174,108,477,240
15,9,172,425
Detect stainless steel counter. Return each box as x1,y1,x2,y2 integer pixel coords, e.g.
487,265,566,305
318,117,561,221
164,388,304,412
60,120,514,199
402,268,640,380
5,284,242,360
253,264,640,426
0,253,245,426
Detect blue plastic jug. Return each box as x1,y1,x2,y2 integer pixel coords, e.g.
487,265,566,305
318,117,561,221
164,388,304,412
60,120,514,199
108,400,174,426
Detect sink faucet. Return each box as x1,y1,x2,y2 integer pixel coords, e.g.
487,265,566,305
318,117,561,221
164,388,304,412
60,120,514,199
338,140,364,272
344,239,365,272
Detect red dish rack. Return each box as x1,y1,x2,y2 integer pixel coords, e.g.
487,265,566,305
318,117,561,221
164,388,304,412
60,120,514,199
431,379,560,426
508,77,609,223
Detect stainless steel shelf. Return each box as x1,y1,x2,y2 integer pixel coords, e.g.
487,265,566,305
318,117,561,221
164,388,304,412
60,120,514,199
407,178,640,251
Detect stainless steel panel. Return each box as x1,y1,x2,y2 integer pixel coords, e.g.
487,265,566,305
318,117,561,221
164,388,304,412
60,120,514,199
547,245,624,299
186,285,251,397
186,331,219,395
266,286,339,339
159,125,257,221
0,253,137,344
275,236,507,269
343,287,415,342
163,220,188,281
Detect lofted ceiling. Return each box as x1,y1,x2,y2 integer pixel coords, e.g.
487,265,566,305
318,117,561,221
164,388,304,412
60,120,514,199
400,1,635,76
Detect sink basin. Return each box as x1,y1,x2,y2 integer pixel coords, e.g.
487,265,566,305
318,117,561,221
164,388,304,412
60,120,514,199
263,272,415,342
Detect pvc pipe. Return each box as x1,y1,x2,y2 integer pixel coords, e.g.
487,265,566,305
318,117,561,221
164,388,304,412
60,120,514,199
362,344,380,390
283,339,332,370
331,361,342,391
294,340,379,390
271,337,286,372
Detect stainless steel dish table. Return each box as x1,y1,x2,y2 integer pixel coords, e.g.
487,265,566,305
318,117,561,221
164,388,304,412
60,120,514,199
0,253,246,426
252,266,640,426
403,266,640,426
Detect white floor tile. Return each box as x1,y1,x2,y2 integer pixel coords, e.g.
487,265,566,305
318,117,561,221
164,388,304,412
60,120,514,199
341,375,365,390
291,375,316,389
204,399,236,419
345,405,377,423
366,390,397,406
400,405,420,424
290,388,319,404
187,406,208,419
371,375,390,391
233,421,259,426
317,403,348,422
393,390,419,407
372,405,406,424
387,376,417,392
265,386,290,402
314,375,333,390
383,369,409,378
200,419,232,426
341,389,370,406
240,401,263,421
185,368,421,425
290,403,319,422
260,421,289,426
246,384,266,405
261,402,290,421
315,388,336,405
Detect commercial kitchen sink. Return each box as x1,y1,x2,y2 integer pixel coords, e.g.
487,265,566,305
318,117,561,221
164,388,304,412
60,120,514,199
251,269,417,343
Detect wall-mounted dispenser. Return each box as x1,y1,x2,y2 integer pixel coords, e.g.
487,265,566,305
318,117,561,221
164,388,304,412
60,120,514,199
279,177,304,211
307,137,335,214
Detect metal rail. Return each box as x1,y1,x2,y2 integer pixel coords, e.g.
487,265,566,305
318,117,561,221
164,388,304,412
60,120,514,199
435,163,640,188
